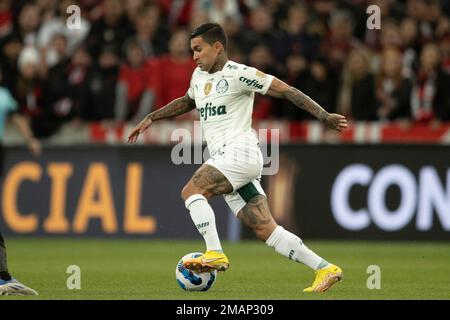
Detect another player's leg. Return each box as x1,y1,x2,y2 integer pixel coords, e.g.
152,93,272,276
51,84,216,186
0,231,38,296
237,195,343,293
181,164,233,272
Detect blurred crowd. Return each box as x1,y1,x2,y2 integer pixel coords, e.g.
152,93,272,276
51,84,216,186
0,0,450,138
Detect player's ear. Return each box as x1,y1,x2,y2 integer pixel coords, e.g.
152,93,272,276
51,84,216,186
214,41,224,54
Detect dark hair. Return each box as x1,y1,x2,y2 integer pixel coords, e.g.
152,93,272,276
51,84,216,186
190,23,227,50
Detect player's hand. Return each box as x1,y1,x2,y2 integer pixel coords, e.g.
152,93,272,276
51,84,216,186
323,113,348,132
127,117,153,144
27,138,42,157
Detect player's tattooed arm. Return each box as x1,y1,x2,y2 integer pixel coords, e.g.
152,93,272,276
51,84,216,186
128,94,196,143
145,93,196,121
284,86,329,122
266,77,348,132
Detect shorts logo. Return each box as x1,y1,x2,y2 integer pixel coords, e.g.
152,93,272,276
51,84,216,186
204,82,212,95
216,79,229,94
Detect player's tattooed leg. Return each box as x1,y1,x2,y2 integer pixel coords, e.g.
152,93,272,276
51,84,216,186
237,195,277,241
181,164,233,200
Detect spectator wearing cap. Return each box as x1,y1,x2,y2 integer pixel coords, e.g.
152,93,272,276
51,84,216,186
15,46,44,120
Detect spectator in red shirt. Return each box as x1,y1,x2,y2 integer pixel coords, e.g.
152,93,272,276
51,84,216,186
0,0,13,37
147,29,197,119
114,40,150,123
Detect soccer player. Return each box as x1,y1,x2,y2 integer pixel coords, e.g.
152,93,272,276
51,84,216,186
128,23,348,292
0,68,41,296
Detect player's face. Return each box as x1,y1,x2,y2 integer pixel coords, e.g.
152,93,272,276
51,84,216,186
190,36,220,72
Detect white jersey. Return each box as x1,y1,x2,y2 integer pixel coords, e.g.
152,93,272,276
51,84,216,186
187,60,274,155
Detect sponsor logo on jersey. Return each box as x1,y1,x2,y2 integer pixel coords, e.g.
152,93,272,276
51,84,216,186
204,81,212,95
216,79,229,94
226,64,238,70
239,76,264,89
199,102,227,121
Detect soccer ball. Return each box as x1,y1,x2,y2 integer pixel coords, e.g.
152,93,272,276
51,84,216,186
175,252,217,291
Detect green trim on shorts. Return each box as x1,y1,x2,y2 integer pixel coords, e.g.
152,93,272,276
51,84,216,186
237,182,261,203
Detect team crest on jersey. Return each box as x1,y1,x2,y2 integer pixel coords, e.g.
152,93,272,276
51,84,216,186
216,79,229,94
204,81,213,95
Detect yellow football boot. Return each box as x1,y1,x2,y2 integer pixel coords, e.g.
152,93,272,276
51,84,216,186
303,264,343,293
183,250,229,273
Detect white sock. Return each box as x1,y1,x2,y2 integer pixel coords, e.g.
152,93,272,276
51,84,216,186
185,194,222,252
265,226,329,270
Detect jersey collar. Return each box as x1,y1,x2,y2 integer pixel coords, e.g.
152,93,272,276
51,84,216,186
203,60,231,76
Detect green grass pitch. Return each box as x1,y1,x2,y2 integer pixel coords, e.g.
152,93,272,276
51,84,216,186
2,238,450,300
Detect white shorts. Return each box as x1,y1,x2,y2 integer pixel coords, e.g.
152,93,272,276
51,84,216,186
205,141,267,215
